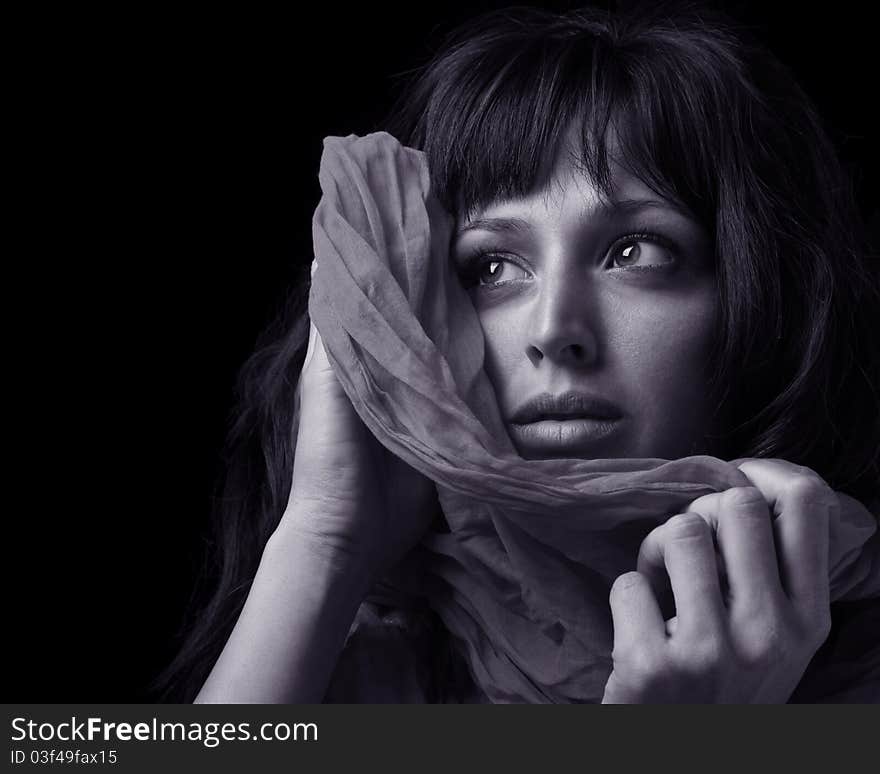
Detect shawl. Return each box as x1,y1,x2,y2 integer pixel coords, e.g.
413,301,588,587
308,131,880,703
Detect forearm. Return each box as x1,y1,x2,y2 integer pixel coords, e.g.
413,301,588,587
195,516,373,704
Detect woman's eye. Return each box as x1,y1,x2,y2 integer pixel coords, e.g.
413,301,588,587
472,256,529,286
609,239,675,269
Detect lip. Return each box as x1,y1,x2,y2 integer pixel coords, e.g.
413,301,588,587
510,390,624,424
507,391,624,457
507,416,623,457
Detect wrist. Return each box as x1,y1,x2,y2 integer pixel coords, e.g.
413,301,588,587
196,512,375,704
267,512,379,601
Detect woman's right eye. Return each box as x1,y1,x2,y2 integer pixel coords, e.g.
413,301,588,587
462,254,530,288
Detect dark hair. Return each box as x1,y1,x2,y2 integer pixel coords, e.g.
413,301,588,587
153,2,880,702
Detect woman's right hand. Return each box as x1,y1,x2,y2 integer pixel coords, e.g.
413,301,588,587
280,264,438,583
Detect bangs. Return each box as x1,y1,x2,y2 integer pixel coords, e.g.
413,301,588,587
389,7,744,228
383,5,880,498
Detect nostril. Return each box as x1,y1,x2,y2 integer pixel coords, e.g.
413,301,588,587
563,343,585,360
526,345,543,365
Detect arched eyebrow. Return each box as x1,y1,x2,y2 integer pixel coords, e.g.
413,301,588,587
454,198,693,239
454,216,533,239
608,197,687,216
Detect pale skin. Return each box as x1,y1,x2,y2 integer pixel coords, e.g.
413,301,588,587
604,462,835,703
452,143,721,461
195,148,839,704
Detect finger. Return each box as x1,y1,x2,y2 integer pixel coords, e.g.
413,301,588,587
636,528,675,618
302,319,337,383
302,258,324,374
736,460,833,616
642,497,730,610
609,571,667,652
686,487,784,615
302,318,318,373
656,512,726,638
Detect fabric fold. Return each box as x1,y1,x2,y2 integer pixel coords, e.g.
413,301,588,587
308,131,879,703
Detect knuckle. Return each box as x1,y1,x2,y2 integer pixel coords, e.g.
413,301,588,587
672,634,727,674
612,643,664,679
665,512,711,542
789,462,826,482
737,620,789,668
735,593,778,629
736,600,832,668
610,571,648,599
685,491,722,517
719,488,770,530
787,473,835,506
720,485,767,513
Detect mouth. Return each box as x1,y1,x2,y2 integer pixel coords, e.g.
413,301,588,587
507,415,623,457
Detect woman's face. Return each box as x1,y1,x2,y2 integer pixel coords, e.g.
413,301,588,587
452,145,721,461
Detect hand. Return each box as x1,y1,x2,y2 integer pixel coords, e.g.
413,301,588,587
280,262,438,581
602,458,837,703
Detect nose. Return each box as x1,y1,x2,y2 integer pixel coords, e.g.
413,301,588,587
526,269,600,368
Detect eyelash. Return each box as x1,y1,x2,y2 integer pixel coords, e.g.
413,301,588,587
458,232,678,289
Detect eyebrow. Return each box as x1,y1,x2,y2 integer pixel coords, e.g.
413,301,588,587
454,198,690,238
454,216,533,238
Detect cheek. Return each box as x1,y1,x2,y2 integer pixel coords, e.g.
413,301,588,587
613,292,716,380
612,289,719,452
469,303,525,396
476,287,718,381
468,284,719,453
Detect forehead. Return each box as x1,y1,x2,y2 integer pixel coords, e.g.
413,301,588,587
457,154,676,234
459,121,673,226
489,167,653,216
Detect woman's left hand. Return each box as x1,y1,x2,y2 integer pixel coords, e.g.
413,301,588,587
602,458,838,703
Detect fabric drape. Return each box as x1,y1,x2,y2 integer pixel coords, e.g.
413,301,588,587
308,132,879,703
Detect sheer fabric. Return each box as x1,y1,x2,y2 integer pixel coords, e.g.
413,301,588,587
309,132,879,703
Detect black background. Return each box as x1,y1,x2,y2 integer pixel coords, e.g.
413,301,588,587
12,1,877,701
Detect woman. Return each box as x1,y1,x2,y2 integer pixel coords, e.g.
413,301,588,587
157,3,879,703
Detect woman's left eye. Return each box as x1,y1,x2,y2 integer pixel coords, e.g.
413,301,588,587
608,239,675,270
